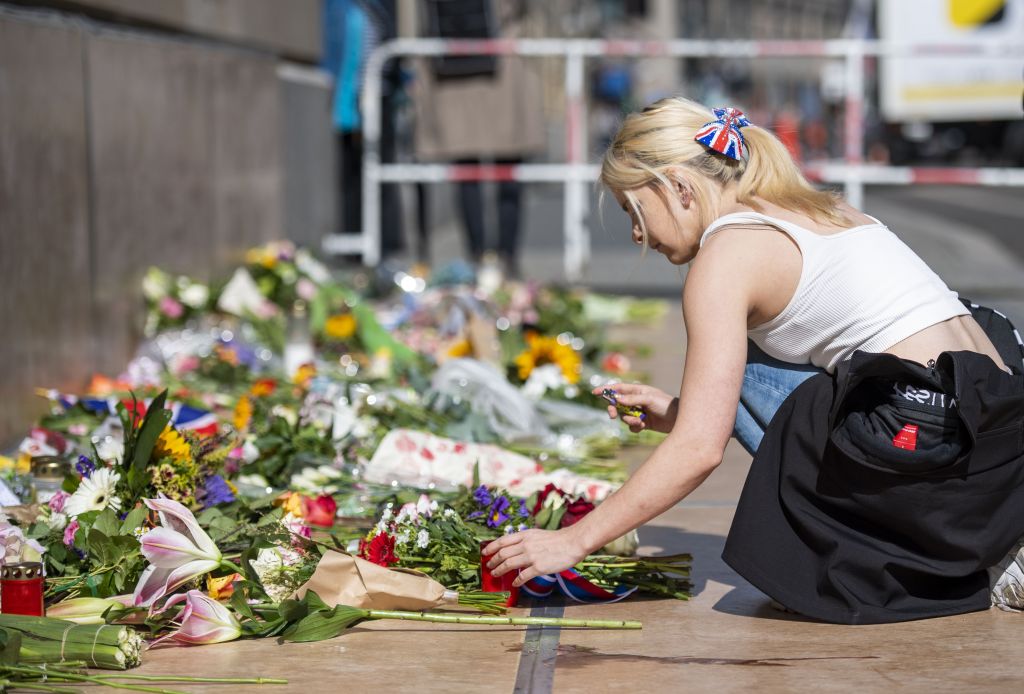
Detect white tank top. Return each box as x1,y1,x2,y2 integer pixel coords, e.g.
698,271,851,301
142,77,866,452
699,211,970,373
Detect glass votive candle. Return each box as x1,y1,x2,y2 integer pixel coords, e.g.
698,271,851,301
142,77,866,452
30,455,69,504
1,562,45,616
479,540,520,607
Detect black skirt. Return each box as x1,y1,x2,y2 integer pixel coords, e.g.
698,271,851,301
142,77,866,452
723,349,1024,624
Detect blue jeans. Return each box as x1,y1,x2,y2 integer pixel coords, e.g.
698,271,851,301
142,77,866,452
733,341,824,456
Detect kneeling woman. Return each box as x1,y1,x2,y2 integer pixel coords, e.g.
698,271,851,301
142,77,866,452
484,98,1024,624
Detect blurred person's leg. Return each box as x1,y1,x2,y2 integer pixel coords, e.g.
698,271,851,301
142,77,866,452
457,158,486,262
380,101,405,258
339,132,362,234
415,183,430,265
496,157,523,279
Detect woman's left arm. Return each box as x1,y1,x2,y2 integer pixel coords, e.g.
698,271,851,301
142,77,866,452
486,232,757,584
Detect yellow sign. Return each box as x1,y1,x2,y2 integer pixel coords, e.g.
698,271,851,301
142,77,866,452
950,0,1006,27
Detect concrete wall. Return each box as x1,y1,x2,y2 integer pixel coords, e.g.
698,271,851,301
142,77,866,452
0,6,333,446
0,16,94,449
36,0,322,61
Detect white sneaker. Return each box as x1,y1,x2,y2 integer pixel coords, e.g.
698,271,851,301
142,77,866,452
989,538,1024,611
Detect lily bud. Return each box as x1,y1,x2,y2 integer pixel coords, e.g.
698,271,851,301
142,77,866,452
46,596,128,625
151,590,241,646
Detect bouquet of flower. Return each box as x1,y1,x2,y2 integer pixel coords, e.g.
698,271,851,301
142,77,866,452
142,267,213,336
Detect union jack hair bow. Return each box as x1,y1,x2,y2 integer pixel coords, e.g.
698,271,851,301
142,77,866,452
694,107,751,162
521,569,637,604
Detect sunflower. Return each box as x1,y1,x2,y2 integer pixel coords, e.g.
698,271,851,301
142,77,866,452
233,395,253,432
514,333,581,384
153,425,192,465
65,468,122,518
324,313,357,340
446,338,473,358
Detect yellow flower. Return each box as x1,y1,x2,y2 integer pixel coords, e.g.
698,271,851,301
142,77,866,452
153,426,192,465
207,573,242,600
0,456,14,473
233,395,253,433
514,333,581,384
215,344,239,366
293,363,317,387
274,492,305,518
245,248,277,269
447,338,473,358
324,313,357,340
16,453,31,475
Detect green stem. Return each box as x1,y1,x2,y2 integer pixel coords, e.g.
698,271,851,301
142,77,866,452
0,667,183,694
365,610,641,629
100,675,288,685
0,682,78,694
219,559,245,575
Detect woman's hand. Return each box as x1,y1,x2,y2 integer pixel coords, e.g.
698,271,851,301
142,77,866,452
483,527,590,587
593,382,678,434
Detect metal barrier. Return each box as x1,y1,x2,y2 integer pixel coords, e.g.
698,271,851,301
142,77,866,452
323,38,1024,281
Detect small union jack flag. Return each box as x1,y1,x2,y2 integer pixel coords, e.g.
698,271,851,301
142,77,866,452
694,107,751,161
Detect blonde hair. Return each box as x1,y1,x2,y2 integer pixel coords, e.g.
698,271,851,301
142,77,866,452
600,97,848,242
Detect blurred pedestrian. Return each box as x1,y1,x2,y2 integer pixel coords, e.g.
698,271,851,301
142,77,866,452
413,0,544,278
323,0,405,259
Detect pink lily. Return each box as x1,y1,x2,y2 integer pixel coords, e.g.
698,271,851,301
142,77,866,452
133,497,223,607
150,590,241,647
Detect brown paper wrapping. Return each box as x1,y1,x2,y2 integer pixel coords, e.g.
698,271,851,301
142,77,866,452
294,551,453,610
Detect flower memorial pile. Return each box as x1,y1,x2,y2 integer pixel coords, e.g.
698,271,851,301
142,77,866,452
0,240,685,674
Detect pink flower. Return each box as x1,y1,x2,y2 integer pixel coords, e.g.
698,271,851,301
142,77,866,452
49,491,70,514
150,590,241,647
296,278,317,301
255,301,280,319
282,513,311,542
159,296,184,319
133,497,222,607
63,518,80,546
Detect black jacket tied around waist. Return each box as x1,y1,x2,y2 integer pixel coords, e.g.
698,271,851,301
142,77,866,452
723,350,1024,624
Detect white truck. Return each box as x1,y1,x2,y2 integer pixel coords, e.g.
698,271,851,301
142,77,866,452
878,0,1024,164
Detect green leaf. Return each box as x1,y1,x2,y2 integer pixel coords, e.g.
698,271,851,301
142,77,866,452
93,508,120,538
279,605,368,643
119,505,149,535
230,589,256,621
277,598,309,623
87,529,114,566
131,390,172,478
303,590,330,613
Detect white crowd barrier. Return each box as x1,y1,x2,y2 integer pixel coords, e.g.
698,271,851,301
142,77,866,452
323,38,1024,281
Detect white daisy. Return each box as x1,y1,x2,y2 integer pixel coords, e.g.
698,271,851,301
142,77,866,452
416,529,430,549
64,468,122,518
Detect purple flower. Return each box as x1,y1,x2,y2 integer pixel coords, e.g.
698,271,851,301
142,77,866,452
486,496,511,528
201,475,235,508
472,485,492,507
75,455,95,478
518,499,530,518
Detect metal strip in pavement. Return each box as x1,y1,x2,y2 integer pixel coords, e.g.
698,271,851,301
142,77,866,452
512,599,564,694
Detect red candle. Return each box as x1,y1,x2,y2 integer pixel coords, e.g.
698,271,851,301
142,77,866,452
480,540,520,607
1,562,45,616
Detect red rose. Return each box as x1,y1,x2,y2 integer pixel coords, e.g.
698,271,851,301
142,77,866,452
302,494,338,528
532,483,568,515
559,498,596,528
359,533,399,567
